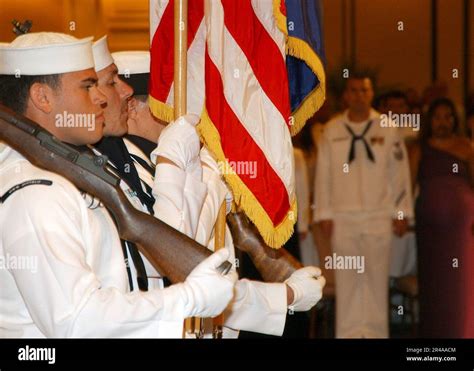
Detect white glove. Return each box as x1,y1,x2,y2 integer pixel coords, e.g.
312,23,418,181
151,114,202,179
161,249,236,320
285,266,325,312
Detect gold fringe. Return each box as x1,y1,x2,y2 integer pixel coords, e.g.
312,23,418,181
198,108,297,249
286,37,326,136
273,0,288,36
148,95,174,123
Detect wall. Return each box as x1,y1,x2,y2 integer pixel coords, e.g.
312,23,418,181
0,0,148,50
0,0,471,106
322,0,471,107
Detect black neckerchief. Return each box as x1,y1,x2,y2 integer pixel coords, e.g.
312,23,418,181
94,137,150,291
95,137,155,214
344,120,375,163
124,136,172,288
125,134,157,162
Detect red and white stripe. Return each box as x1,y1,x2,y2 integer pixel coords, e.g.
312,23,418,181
150,0,296,245
150,0,206,116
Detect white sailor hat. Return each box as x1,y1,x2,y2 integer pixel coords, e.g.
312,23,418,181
0,32,94,75
112,51,150,95
92,35,114,72
112,51,150,75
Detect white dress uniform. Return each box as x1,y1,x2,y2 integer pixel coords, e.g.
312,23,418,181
0,32,233,339
129,142,288,338
123,137,155,191
196,148,287,338
314,109,413,338
112,46,289,338
0,147,193,338
293,148,318,267
90,144,167,288
294,148,311,237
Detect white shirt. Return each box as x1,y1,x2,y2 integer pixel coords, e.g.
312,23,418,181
314,109,413,221
136,143,288,337
294,148,310,234
196,148,288,337
0,146,187,338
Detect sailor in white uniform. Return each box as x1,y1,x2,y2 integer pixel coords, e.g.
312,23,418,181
110,49,327,338
0,32,236,338
314,75,413,338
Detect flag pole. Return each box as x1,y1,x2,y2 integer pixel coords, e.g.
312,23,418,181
174,0,199,338
212,202,227,338
174,0,188,118
176,0,227,338
202,0,227,341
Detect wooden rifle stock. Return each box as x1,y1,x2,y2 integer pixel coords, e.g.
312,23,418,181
227,212,303,282
0,105,231,284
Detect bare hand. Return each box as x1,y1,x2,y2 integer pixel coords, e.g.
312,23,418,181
392,219,408,237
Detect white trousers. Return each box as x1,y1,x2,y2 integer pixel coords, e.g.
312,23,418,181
332,213,392,338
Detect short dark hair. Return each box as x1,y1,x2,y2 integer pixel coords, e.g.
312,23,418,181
421,97,460,142
384,90,408,102
0,74,62,114
373,93,388,111
344,71,374,91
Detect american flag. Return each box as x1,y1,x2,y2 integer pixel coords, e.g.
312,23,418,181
149,0,325,248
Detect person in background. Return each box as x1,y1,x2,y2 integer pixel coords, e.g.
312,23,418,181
314,73,413,338
465,107,474,142
294,147,311,251
293,101,335,290
384,90,419,143
410,98,474,338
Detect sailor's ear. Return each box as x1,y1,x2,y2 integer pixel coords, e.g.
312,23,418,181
29,82,54,114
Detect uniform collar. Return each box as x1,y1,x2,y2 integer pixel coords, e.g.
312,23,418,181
343,109,380,125
0,143,13,165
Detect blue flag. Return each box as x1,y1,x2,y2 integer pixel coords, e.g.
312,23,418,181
275,0,326,135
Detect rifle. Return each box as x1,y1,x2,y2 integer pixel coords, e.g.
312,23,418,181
227,212,303,282
0,105,231,283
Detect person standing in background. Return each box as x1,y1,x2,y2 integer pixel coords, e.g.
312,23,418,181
314,74,413,338
410,98,474,338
